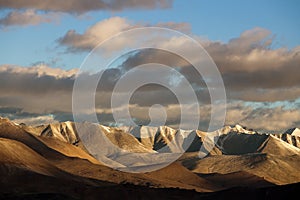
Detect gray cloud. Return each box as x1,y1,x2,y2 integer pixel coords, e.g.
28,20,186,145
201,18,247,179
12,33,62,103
0,66,299,132
0,65,75,95
0,10,58,27
61,22,300,102
0,0,173,14
0,64,212,129
205,29,300,102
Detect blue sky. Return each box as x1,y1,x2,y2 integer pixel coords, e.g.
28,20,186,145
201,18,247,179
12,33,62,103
0,0,299,70
0,0,300,131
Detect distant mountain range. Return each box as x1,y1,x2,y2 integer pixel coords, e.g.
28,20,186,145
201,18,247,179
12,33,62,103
0,116,300,199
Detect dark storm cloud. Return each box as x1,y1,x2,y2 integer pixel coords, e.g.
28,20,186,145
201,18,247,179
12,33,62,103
0,65,75,113
0,0,173,13
0,65,299,131
0,70,74,94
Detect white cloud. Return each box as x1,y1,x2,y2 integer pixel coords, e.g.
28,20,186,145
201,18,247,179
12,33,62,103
224,103,300,132
58,17,133,51
0,64,78,78
58,16,192,51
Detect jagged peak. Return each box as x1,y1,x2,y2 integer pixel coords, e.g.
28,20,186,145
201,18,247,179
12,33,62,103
285,127,300,137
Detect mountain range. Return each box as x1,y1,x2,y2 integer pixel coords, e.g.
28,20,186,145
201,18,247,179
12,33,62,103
0,116,300,199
